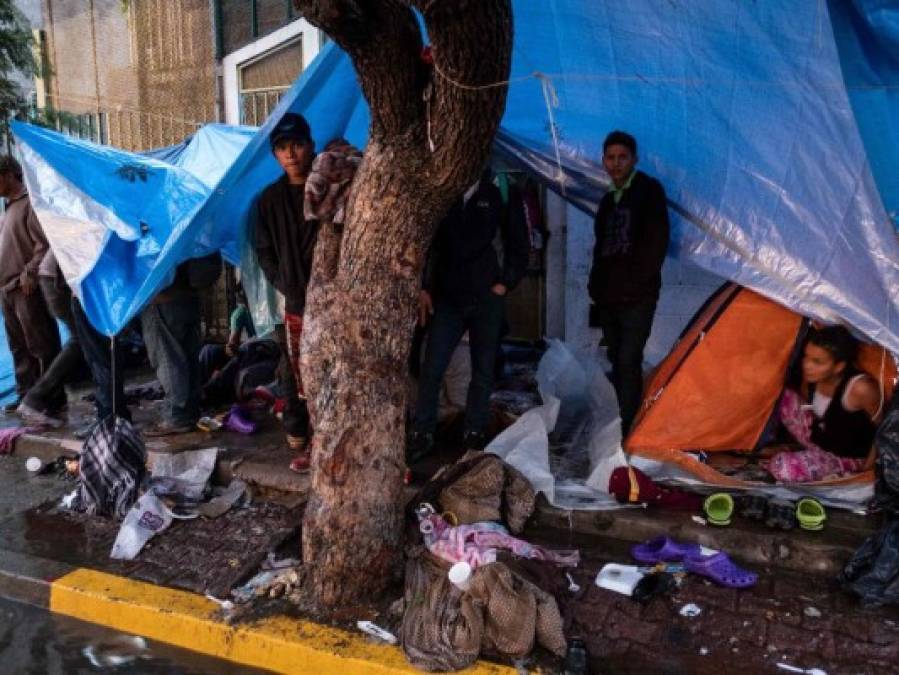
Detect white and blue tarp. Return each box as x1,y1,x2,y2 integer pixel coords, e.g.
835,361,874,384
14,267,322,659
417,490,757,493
7,0,899,384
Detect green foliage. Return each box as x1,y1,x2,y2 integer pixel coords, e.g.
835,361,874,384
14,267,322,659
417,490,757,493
0,0,35,116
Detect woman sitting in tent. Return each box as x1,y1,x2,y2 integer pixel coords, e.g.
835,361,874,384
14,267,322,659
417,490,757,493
768,326,882,483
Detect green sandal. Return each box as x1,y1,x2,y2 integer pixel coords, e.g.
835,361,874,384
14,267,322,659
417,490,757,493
796,497,826,531
703,493,734,526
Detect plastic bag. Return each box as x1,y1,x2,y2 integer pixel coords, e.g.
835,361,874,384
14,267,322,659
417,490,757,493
110,493,173,560
487,340,627,510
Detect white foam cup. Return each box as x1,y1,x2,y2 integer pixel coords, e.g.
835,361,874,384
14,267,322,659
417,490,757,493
448,561,472,591
25,457,43,474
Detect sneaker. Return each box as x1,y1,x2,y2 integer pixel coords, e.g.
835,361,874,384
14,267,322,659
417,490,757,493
289,451,311,473
3,401,19,414
144,420,196,437
17,402,64,429
406,431,434,464
462,430,487,451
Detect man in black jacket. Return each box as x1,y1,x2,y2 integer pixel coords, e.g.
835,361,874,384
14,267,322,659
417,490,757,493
255,112,318,472
588,131,670,434
409,171,529,458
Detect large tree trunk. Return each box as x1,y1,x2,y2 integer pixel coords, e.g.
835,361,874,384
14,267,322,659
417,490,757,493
295,0,513,607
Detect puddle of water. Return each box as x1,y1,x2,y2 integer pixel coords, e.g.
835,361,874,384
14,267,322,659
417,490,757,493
0,596,269,674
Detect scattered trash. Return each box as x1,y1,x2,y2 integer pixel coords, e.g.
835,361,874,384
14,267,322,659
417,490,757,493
803,606,822,618
448,561,473,591
565,572,581,593
632,571,677,604
110,492,173,560
261,553,301,571
356,620,398,644
25,456,46,474
691,515,707,526
562,638,588,675
195,479,248,518
231,567,301,604
196,416,223,432
64,458,79,477
60,489,78,509
699,647,709,656
82,635,148,668
679,603,702,617
0,426,31,455
205,594,234,611
148,447,219,501
776,663,828,675
595,563,645,596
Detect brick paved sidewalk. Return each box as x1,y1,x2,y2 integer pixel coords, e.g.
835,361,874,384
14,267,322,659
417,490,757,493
565,556,898,674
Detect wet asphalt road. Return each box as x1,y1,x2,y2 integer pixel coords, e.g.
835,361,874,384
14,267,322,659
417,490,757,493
0,450,270,674
0,596,269,674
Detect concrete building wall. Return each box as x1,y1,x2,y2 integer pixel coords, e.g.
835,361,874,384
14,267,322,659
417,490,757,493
40,0,216,150
547,197,724,366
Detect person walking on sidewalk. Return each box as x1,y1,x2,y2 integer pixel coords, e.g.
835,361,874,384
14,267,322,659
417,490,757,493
255,112,318,472
408,169,529,460
588,131,670,435
17,251,86,426
0,155,60,412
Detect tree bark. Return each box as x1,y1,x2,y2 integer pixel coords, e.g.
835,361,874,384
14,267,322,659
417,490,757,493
294,0,512,607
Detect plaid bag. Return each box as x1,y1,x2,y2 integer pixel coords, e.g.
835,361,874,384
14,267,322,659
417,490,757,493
77,416,146,520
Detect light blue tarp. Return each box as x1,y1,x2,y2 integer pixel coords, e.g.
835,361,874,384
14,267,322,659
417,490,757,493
828,0,899,228
9,0,899,359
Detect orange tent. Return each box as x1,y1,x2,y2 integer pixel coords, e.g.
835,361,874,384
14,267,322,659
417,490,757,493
624,284,896,488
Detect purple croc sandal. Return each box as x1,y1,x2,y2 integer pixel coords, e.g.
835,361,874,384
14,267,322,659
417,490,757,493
631,536,701,564
683,551,757,589
222,405,257,435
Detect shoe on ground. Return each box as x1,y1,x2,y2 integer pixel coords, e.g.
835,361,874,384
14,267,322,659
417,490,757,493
3,401,20,414
17,402,64,429
462,430,488,451
406,430,434,464
289,451,311,473
144,420,196,437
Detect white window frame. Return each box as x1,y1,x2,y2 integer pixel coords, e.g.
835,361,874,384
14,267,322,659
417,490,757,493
222,19,324,126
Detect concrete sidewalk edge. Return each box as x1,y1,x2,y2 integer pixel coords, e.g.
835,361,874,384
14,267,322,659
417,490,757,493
0,549,513,674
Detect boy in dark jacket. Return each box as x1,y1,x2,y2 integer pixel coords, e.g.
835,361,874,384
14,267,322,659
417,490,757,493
588,130,670,434
409,170,529,459
255,112,318,472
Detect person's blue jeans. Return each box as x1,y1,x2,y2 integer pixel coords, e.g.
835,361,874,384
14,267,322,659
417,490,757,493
141,295,202,426
71,297,129,421
414,291,506,437
596,299,657,434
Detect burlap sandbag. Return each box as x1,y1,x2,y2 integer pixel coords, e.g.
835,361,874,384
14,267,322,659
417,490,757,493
438,451,536,534
439,452,504,526
467,562,566,659
401,548,483,671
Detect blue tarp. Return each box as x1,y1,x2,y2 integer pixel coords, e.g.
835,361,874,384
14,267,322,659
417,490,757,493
828,0,899,228
9,0,899,359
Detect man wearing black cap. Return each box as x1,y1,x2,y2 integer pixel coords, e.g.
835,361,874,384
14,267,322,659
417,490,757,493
255,112,318,472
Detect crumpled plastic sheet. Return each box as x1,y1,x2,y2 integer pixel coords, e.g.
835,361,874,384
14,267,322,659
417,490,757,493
487,340,628,510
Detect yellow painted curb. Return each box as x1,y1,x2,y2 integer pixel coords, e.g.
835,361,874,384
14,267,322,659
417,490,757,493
49,568,516,674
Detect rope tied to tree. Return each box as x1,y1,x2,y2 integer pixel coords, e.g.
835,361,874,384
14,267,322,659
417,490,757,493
430,59,567,193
